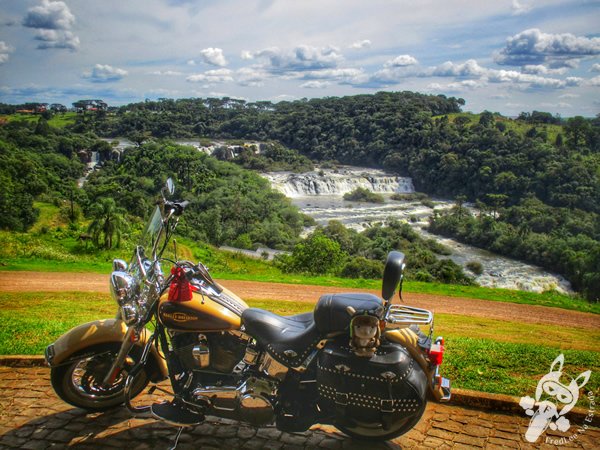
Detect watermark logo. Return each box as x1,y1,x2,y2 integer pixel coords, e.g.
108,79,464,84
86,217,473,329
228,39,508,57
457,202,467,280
519,354,592,443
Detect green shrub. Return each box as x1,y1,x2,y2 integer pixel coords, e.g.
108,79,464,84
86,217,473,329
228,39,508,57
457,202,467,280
281,232,347,275
232,234,253,250
391,192,429,202
466,260,484,275
343,187,384,203
340,257,384,279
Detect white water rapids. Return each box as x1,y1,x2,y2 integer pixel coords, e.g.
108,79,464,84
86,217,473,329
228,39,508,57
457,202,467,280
263,167,573,295
265,168,414,197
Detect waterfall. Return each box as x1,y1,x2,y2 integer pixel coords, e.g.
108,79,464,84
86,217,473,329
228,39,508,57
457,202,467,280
263,167,415,198
261,165,573,295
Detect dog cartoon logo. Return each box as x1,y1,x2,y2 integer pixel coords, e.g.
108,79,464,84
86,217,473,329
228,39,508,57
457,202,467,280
519,354,591,442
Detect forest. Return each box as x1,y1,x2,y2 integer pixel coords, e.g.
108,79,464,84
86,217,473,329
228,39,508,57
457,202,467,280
1,91,599,299
0,110,469,285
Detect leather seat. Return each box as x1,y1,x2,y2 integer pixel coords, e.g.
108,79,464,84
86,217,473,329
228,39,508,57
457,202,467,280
314,293,383,334
242,309,321,367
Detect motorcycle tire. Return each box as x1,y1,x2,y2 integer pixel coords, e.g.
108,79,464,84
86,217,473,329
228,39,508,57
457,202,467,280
336,400,427,441
50,342,149,411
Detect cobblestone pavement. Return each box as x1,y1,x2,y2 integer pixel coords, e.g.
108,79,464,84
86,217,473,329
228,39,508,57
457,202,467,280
1,366,598,449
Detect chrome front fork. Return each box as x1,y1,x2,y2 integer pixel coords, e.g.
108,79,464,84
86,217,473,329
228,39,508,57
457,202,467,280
102,326,136,386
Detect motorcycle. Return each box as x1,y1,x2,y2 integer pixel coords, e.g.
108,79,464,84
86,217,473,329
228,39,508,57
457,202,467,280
45,179,451,441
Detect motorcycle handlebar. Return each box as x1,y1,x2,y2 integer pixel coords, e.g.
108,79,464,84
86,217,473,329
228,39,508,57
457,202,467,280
185,264,224,295
164,200,189,216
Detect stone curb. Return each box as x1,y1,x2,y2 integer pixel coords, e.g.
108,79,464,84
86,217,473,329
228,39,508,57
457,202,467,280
1,355,597,427
451,388,598,427
0,355,46,367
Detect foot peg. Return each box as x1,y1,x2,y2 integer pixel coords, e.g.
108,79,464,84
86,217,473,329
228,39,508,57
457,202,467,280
151,401,204,427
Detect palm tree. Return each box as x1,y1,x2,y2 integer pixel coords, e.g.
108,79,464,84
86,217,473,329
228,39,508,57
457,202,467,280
87,198,127,249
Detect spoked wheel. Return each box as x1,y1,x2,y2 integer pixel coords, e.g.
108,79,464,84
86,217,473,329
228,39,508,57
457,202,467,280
337,401,427,441
51,343,149,411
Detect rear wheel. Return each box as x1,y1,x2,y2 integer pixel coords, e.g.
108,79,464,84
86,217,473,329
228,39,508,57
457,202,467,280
50,343,149,411
336,400,427,441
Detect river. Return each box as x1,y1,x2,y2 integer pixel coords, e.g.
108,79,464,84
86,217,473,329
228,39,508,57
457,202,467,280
262,167,573,295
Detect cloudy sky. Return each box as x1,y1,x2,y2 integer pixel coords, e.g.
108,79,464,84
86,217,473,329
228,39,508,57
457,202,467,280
0,0,599,116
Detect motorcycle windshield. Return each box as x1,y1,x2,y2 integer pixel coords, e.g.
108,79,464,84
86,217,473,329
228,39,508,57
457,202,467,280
141,206,164,253
128,205,164,281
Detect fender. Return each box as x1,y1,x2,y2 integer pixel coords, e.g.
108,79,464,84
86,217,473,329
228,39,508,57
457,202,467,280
384,329,445,401
45,318,168,382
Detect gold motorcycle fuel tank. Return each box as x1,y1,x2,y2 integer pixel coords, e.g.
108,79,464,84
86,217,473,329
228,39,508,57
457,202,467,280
158,287,248,332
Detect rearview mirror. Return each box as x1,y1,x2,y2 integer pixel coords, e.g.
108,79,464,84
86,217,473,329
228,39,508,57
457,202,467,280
166,178,175,196
382,251,405,302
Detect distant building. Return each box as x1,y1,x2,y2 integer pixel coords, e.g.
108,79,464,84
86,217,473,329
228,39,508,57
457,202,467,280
73,99,108,113
35,103,48,113
50,103,67,113
16,103,48,114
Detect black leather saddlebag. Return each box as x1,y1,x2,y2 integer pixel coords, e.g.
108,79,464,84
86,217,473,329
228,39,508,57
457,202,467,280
316,339,427,430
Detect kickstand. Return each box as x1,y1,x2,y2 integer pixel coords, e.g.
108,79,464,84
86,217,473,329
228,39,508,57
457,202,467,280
169,426,184,450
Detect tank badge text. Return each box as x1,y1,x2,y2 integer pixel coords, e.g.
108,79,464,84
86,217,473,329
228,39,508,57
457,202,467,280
163,312,196,322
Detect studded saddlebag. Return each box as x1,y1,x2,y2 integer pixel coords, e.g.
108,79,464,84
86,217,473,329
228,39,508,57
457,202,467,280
316,339,428,430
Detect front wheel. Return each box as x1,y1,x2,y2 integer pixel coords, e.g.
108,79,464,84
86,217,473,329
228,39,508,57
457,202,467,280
50,343,149,411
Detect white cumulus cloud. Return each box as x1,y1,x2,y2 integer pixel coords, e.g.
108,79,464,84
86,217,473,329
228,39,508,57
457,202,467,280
0,41,14,64
83,64,128,82
23,0,75,30
349,40,371,50
150,70,183,76
186,68,233,84
495,28,600,68
384,55,419,67
23,0,79,50
249,45,343,72
431,59,487,77
240,50,254,60
511,0,532,16
34,29,79,50
300,80,331,89
236,67,267,87
521,65,567,75
301,68,367,84
199,47,228,67
486,69,580,88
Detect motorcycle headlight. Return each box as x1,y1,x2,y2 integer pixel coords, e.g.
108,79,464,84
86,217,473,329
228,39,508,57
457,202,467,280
109,271,137,306
112,258,128,271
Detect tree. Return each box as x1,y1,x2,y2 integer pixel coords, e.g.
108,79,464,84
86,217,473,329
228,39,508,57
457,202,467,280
484,194,508,220
87,198,127,249
34,117,50,136
479,111,494,127
282,232,347,275
454,195,468,219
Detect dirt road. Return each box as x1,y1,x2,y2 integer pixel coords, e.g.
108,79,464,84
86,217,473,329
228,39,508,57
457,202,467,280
1,271,598,330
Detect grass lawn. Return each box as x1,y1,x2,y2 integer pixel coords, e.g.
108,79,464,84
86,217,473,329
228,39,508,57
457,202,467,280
0,112,77,128
1,292,598,404
432,112,563,143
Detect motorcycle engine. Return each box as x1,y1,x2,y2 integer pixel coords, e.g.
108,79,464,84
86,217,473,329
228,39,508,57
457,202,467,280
171,331,247,373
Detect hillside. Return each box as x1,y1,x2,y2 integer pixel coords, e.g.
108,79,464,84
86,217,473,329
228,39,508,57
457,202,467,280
1,91,599,300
